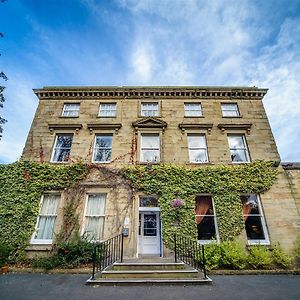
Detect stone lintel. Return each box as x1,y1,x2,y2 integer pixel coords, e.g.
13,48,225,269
48,123,82,134
217,123,252,135
178,123,213,134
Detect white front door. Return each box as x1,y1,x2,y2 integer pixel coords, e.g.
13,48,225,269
138,211,161,256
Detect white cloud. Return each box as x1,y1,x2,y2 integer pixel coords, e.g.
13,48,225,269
1,0,300,162
130,42,154,82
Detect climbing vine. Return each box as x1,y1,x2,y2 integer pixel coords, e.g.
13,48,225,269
0,161,87,261
0,160,277,262
123,161,278,246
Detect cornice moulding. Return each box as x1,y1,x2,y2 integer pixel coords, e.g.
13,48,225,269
33,86,268,101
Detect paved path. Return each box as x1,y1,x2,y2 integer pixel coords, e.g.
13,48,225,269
0,273,300,300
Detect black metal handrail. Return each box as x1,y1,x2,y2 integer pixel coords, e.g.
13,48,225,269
174,233,207,279
91,233,124,279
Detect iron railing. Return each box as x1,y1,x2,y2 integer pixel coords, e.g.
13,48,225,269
91,233,124,279
174,233,207,279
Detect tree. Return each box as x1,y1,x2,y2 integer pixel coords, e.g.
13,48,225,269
0,0,8,140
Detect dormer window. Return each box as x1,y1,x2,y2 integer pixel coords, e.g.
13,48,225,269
61,103,80,117
141,102,159,117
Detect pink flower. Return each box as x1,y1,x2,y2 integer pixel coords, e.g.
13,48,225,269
171,198,185,208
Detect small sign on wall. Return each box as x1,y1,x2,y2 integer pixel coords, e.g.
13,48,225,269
122,228,129,237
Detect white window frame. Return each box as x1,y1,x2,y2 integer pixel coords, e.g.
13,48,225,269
98,103,117,117
92,134,113,163
184,103,203,117
141,102,159,117
228,134,250,163
61,103,80,117
31,194,60,244
140,133,160,163
51,134,73,163
221,103,240,117
241,194,270,245
195,195,219,244
187,134,209,163
82,194,107,242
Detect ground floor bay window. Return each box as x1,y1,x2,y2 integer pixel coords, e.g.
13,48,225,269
195,195,218,243
241,194,269,245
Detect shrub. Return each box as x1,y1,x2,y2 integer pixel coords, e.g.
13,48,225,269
32,237,94,270
270,244,291,268
0,241,11,267
202,242,222,270
248,246,272,269
31,256,61,270
219,241,248,270
56,238,94,268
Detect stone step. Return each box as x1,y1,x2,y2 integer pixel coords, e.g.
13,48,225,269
111,262,187,271
86,277,212,286
101,269,200,279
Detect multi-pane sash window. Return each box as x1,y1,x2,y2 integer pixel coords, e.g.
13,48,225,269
195,195,218,243
99,103,116,117
62,103,80,117
241,195,269,244
51,134,73,162
184,103,202,117
187,134,208,163
140,134,160,163
93,135,112,163
141,102,159,117
83,194,106,241
31,194,60,244
221,103,240,117
228,135,250,163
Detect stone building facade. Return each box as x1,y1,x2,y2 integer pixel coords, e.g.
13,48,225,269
22,86,300,256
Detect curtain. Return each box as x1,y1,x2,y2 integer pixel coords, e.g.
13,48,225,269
85,194,106,240
85,217,104,240
195,196,212,224
243,201,253,221
86,194,106,215
35,194,59,240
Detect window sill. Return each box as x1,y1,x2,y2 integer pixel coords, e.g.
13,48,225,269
138,162,161,165
138,115,161,118
184,116,204,118
186,162,214,166
246,241,271,247
26,244,53,251
230,161,251,164
222,115,242,118
97,116,117,118
59,116,79,118
91,161,111,164
197,240,219,245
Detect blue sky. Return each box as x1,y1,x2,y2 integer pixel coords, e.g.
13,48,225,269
0,0,300,163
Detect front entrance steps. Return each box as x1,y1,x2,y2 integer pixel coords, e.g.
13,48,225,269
86,258,212,285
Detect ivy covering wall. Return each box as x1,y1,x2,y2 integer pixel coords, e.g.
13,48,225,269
0,161,87,261
123,161,278,246
0,160,277,261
